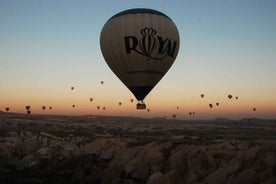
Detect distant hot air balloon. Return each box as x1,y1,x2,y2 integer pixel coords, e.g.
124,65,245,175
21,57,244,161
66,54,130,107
71,86,74,90
97,106,100,109
147,109,150,112
100,8,180,110
100,81,104,85
235,96,238,100
189,112,192,115
72,105,75,108
176,106,179,110
201,94,204,98
253,108,256,111
42,106,46,110
89,98,93,102
25,105,31,111
103,107,106,110
228,95,233,99
192,112,195,115
5,107,9,112
118,102,122,106
216,102,219,106
130,99,134,103
49,106,52,110
209,103,213,108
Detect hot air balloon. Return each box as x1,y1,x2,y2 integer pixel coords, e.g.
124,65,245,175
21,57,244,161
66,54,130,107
71,86,74,90
228,95,233,99
25,105,31,111
103,107,106,110
42,106,46,110
100,81,104,85
100,9,180,110
209,103,213,108
216,102,219,106
189,112,192,115
89,98,93,102
201,94,204,98
130,99,134,103
72,105,75,108
49,106,52,110
97,106,100,110
253,108,256,111
192,112,195,115
147,109,150,112
5,107,9,112
176,106,179,110
118,102,122,106
235,96,238,100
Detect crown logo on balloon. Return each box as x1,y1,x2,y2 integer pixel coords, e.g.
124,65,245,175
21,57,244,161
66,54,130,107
139,28,157,57
140,28,156,36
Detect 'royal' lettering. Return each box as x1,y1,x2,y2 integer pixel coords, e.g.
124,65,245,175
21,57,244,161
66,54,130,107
124,28,178,60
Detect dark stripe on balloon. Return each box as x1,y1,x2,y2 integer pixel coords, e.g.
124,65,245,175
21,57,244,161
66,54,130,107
109,8,170,20
128,86,154,100
127,70,165,75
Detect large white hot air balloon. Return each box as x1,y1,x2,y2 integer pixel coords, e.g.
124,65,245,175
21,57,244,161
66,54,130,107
100,8,180,109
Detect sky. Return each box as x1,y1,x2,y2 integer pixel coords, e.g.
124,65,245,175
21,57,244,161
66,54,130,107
0,0,275,119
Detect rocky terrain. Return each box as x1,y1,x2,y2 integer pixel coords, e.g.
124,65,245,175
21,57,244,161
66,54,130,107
0,112,275,183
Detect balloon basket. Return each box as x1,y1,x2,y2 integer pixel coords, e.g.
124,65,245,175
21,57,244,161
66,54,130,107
136,102,146,109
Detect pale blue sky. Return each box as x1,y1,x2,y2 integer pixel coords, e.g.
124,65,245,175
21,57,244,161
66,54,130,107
0,0,275,119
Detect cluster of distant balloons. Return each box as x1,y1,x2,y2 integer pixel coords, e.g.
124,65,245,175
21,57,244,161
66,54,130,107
0,83,258,117
70,84,150,112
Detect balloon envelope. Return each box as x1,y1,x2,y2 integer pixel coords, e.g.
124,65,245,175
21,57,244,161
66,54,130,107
100,8,180,109
26,105,30,110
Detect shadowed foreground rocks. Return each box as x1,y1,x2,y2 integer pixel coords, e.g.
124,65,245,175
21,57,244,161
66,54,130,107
0,113,275,183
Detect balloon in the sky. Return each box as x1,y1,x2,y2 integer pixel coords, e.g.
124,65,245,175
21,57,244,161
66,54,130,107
235,96,238,100
189,112,192,115
71,86,74,90
89,98,93,102
97,106,100,109
228,95,233,99
172,114,176,119
130,99,134,103
216,102,219,106
201,94,204,98
42,106,46,110
118,102,122,106
103,107,106,110
253,108,256,111
5,107,9,112
26,105,31,111
49,106,52,110
209,103,213,108
100,81,104,85
72,105,75,108
100,8,180,110
147,109,150,112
